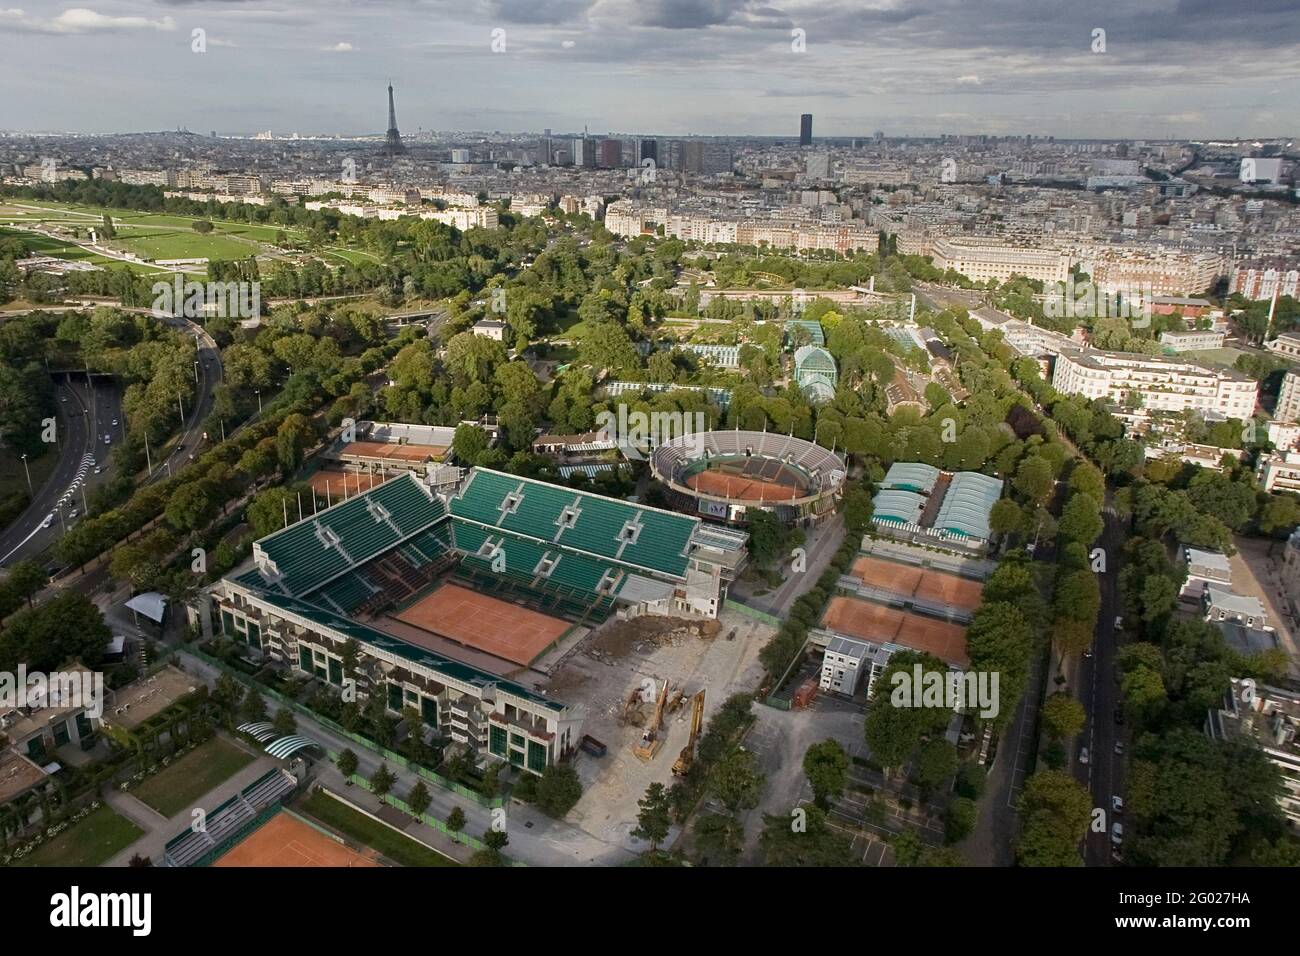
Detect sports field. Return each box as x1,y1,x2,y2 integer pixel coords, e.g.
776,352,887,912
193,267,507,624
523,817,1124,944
341,440,447,462
213,811,380,868
851,556,983,612
823,595,970,668
306,466,395,505
394,583,570,666
687,468,801,501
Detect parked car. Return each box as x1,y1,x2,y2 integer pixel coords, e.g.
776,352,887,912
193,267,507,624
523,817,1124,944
1111,822,1124,845
1083,646,1093,659
93,466,102,475
1114,615,1124,631
1112,795,1124,814
111,418,118,426
41,514,53,528
102,434,111,444
1079,747,1090,765
1114,741,1125,756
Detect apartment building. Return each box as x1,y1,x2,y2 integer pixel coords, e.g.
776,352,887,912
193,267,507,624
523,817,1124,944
1257,448,1300,493
930,237,1072,284
1159,330,1225,352
1086,247,1224,296
1205,679,1300,826
1051,348,1258,419
1267,333,1300,362
1231,261,1300,301
1275,371,1300,424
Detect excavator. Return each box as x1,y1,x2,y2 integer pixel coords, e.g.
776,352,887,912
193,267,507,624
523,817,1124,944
672,689,706,776
632,679,669,761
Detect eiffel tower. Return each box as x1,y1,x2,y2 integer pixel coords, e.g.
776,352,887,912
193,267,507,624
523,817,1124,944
384,80,405,156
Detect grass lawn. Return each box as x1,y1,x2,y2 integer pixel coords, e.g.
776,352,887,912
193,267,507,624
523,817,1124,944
16,804,143,867
130,737,255,818
298,789,458,867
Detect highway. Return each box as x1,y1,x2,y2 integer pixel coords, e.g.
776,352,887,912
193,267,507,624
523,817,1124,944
0,374,121,568
143,315,223,483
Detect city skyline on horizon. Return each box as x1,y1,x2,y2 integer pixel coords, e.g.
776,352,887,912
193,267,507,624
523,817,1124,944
2,0,1299,140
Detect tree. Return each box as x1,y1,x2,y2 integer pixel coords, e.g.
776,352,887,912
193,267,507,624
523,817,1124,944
842,485,875,534
864,651,952,773
1016,769,1091,866
913,739,957,795
408,781,432,818
483,828,509,851
1058,492,1104,545
275,413,316,472
192,220,214,234
165,481,219,533
446,806,466,832
802,739,849,809
759,805,852,866
534,764,583,818
988,497,1023,537
632,782,673,851
238,689,267,724
944,797,976,843
1013,455,1054,504
337,748,358,778
693,811,744,866
370,763,396,797
745,510,785,569
713,748,764,814
270,706,296,737
1042,693,1086,742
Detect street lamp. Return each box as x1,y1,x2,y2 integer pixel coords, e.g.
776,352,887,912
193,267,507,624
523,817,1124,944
255,389,262,413
19,453,31,495
193,360,200,384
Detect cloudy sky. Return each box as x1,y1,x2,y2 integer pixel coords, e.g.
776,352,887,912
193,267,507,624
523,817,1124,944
2,0,1299,138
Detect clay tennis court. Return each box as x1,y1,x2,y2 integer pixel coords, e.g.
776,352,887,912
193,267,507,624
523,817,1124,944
214,811,380,868
307,467,394,505
341,440,447,463
687,468,802,501
852,556,982,612
394,583,569,666
823,596,970,668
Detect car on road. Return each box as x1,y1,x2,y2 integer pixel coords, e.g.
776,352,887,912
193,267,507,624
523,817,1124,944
111,418,118,426
41,514,53,528
1079,746,1090,765
93,466,102,475
1111,822,1124,845
1083,646,1093,659
68,509,78,519
1114,741,1125,756
60,394,67,403
103,434,112,444
1114,615,1124,631
1112,795,1124,814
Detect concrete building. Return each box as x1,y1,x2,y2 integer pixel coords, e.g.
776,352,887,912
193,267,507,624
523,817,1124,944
1051,348,1257,420
1266,332,1300,362
931,237,1071,285
1203,584,1269,630
1180,546,1232,602
1276,372,1300,425
1231,261,1300,301
1160,330,1225,353
1205,679,1300,826
1258,448,1300,493
820,635,869,696
471,319,507,341
1281,529,1300,623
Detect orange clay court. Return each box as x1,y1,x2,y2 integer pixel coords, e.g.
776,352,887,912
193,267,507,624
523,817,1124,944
341,440,446,462
306,468,394,504
686,469,801,501
214,811,380,868
852,556,983,612
823,595,971,668
394,583,570,666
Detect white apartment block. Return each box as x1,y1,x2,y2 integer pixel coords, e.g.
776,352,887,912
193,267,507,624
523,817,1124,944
1231,262,1300,301
1282,529,1300,622
1266,333,1300,362
1257,448,1300,493
1276,371,1300,425
820,636,869,696
1159,329,1225,352
1205,679,1300,826
931,237,1072,285
1052,348,1257,419
420,206,500,230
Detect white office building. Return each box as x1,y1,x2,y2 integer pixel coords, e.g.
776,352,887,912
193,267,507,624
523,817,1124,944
1051,348,1257,419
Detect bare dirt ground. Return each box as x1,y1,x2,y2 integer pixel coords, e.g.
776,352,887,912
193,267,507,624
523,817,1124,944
541,609,771,853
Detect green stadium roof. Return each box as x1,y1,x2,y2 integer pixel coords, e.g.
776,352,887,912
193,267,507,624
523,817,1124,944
872,488,926,525
881,461,940,494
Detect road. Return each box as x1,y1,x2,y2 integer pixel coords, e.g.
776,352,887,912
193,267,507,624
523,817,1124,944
0,375,120,568
1079,501,1127,866
144,314,223,483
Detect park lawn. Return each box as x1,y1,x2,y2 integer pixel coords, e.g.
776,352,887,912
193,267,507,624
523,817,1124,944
16,804,143,867
130,737,255,818
297,790,458,867
110,228,260,262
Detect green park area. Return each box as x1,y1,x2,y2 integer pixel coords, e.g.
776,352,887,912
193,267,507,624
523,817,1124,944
15,804,143,867
129,737,255,818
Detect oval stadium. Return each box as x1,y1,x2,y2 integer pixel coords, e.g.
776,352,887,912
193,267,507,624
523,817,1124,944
650,429,846,526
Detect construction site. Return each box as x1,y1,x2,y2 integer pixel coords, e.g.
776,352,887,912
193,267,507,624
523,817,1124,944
542,607,771,853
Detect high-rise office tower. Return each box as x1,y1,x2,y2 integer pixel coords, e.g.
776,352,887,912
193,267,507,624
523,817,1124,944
384,81,405,155
800,113,813,146
639,139,658,165
599,138,623,168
